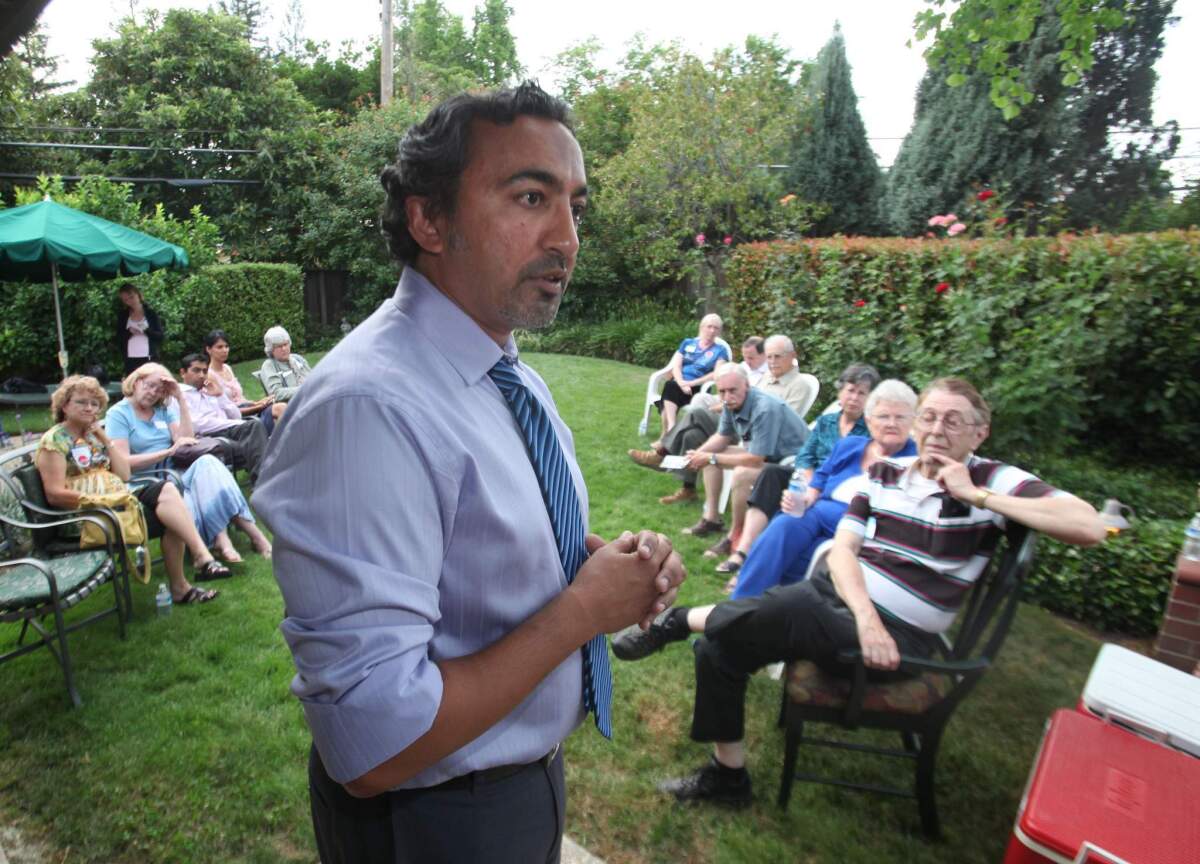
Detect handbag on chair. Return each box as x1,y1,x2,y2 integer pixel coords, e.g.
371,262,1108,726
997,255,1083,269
68,469,152,584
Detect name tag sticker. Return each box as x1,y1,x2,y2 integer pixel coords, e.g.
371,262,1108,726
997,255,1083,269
153,420,169,430
70,445,92,469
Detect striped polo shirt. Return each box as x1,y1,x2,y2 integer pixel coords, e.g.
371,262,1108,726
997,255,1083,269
838,455,1060,634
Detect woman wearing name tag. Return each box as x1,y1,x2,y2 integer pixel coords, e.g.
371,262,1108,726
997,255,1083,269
105,363,272,566
36,375,227,605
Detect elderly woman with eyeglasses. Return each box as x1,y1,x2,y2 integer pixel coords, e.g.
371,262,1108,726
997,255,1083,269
105,363,272,565
35,375,229,604
723,379,919,598
260,326,312,422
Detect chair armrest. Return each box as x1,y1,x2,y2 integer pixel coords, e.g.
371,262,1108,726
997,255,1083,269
0,510,119,551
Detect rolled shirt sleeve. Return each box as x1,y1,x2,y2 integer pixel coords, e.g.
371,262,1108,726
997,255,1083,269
254,396,448,783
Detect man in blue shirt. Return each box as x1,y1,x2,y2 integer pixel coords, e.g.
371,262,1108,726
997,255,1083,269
676,366,809,549
253,82,684,864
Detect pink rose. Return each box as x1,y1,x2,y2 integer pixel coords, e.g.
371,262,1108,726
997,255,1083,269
928,215,946,227
723,235,732,246
695,233,706,246
947,222,966,236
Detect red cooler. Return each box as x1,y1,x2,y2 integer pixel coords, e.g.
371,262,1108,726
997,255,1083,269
1004,710,1200,864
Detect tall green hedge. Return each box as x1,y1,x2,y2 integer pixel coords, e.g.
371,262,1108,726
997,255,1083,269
0,262,303,380
724,231,1200,462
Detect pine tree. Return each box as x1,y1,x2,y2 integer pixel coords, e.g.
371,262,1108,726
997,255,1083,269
218,0,266,44
470,0,521,86
887,0,1176,234
783,25,882,236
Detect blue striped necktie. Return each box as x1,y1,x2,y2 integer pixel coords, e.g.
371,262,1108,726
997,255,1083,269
488,356,613,739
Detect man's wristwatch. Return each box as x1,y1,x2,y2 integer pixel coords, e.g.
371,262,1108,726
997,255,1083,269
709,453,719,466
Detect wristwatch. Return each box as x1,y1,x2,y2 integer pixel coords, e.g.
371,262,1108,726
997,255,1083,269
709,453,719,466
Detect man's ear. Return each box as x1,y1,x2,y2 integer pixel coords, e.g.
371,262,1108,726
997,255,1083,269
405,196,445,256
973,423,991,451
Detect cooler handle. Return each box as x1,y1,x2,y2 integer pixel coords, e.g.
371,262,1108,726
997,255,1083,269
1073,842,1131,864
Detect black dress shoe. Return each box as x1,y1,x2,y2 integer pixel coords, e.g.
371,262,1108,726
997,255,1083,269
611,609,688,661
658,758,753,808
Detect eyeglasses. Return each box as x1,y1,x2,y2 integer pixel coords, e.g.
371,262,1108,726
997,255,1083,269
915,409,977,434
871,412,912,425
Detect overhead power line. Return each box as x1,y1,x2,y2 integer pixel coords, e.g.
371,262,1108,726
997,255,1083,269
0,140,257,155
0,172,261,187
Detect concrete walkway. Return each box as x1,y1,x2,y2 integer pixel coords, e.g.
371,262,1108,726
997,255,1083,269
0,828,603,863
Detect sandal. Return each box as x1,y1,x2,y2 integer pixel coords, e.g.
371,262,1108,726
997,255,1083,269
715,550,746,574
175,586,220,605
195,559,233,581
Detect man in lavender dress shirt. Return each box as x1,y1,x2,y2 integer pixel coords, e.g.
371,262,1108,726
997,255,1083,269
252,82,685,863
178,353,267,483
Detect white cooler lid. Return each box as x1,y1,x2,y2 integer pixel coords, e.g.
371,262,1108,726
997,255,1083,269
1081,643,1200,758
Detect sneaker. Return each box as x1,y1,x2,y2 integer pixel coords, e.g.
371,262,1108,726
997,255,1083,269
659,486,698,505
682,517,725,536
611,609,688,661
628,448,664,470
658,758,753,808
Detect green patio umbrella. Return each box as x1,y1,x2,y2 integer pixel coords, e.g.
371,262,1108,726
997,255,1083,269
0,197,190,379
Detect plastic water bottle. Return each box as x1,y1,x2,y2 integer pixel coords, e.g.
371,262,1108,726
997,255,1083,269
781,469,808,517
155,583,173,617
1183,514,1200,562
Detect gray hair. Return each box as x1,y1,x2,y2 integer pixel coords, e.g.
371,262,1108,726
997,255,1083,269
865,379,918,416
263,325,291,356
715,363,749,384
836,362,881,391
764,334,795,354
700,313,723,330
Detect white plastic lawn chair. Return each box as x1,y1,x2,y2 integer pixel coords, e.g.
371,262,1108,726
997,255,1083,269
637,337,733,436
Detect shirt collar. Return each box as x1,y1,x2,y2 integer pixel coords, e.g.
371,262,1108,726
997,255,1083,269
391,267,516,387
732,388,758,423
767,367,797,386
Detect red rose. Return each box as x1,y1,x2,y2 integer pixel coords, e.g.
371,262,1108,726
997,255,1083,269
935,282,950,294
977,189,995,201
853,299,867,307
994,216,1008,226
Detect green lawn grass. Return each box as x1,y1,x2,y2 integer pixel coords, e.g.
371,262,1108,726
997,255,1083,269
0,351,1104,863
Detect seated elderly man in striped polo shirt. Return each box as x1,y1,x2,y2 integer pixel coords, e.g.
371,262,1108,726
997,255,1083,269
612,376,1105,807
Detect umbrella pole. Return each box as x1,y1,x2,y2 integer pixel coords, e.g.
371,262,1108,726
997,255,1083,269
51,261,69,380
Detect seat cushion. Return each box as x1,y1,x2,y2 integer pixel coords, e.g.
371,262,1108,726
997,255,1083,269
0,551,113,613
785,659,953,715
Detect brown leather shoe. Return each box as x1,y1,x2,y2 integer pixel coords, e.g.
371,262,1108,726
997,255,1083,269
659,486,698,505
628,448,664,470
682,517,725,536
703,536,733,559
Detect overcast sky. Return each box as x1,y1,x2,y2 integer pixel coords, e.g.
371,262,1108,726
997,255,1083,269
33,0,1200,185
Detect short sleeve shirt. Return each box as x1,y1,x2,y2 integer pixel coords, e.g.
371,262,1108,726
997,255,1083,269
678,337,730,381
37,424,111,476
838,455,1061,633
717,388,809,461
105,399,178,467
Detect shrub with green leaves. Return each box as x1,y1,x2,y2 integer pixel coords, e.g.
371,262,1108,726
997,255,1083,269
172,263,305,365
1026,519,1184,636
723,231,1200,464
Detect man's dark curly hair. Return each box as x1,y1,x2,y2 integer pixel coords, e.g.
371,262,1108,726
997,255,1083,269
379,81,574,266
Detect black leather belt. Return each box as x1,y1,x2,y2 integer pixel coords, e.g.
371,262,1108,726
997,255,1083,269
426,742,560,792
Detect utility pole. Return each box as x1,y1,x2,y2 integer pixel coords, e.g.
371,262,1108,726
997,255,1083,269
380,0,394,106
